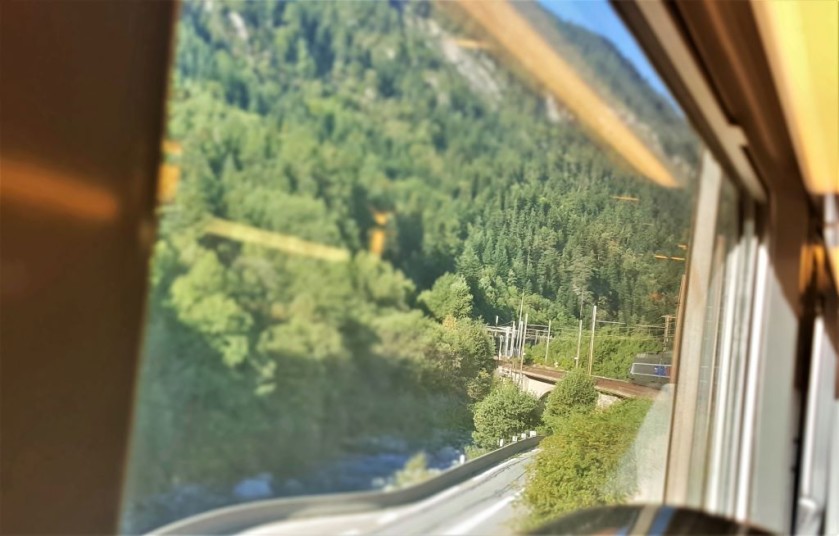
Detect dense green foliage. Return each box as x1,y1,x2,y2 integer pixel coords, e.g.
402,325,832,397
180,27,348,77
418,273,474,321
524,399,652,526
543,370,598,432
472,381,542,448
124,0,696,531
167,0,695,326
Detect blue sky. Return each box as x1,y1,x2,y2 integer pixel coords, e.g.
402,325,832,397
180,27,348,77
539,0,676,105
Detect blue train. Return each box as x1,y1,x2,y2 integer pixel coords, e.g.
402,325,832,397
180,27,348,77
628,351,672,388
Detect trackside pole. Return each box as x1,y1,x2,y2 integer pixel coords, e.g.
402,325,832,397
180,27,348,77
519,313,528,384
544,319,551,364
588,305,597,375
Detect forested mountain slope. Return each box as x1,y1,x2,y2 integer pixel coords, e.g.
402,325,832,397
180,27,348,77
123,1,698,531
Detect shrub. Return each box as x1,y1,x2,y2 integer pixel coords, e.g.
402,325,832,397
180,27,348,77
472,381,541,448
543,369,597,432
527,329,661,380
392,452,435,488
464,444,493,460
524,399,652,527
418,273,473,320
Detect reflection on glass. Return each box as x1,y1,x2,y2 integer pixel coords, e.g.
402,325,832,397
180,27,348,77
696,182,757,513
687,178,741,503
121,1,707,532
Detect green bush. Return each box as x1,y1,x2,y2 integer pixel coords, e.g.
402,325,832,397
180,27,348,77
524,399,652,527
472,380,541,448
528,335,580,369
464,444,493,460
392,452,434,488
418,273,473,321
528,328,662,380
543,369,598,432
588,329,662,379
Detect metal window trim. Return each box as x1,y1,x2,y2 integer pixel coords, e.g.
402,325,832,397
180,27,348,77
686,230,731,504
704,218,745,512
612,0,767,204
797,316,836,534
736,198,810,533
826,392,839,534
665,150,724,506
712,201,761,517
613,2,820,530
735,216,771,522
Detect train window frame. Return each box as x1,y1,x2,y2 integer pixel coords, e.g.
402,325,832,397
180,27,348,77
123,1,816,533
657,109,807,535
732,196,811,533
610,1,828,533
797,314,837,533
4,0,830,533
685,177,754,508
826,315,839,534
659,155,762,516
124,2,822,534
119,1,717,531
664,150,725,503
705,200,760,515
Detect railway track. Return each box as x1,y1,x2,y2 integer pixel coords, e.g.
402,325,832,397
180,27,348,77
497,361,659,399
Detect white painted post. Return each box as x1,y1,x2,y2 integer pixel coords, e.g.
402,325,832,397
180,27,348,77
519,313,528,386
509,324,514,359
522,313,529,356
545,319,552,364
509,324,515,357
517,297,524,357
575,299,584,368
575,318,583,368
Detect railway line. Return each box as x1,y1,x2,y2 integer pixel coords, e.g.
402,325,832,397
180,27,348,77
496,361,659,399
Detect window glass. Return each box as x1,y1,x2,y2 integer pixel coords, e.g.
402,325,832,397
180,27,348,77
122,1,716,532
702,191,758,513
686,178,743,503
